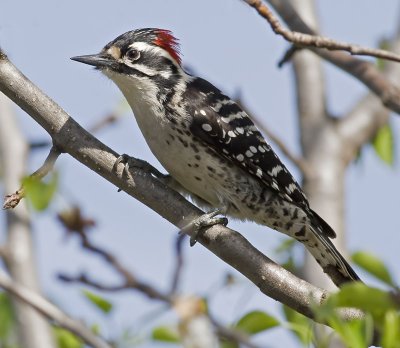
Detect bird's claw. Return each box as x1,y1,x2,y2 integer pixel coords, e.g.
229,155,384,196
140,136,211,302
182,209,228,246
114,153,133,177
114,154,166,178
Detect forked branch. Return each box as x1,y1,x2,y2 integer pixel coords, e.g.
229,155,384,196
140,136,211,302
244,0,400,63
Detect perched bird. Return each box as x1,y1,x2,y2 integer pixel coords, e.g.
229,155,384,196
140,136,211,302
72,28,360,286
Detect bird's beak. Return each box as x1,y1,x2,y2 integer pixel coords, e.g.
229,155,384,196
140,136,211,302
70,54,115,69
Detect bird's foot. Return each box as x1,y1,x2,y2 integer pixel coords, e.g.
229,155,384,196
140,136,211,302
182,209,228,246
114,154,167,179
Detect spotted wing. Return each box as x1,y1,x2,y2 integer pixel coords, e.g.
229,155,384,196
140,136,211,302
184,77,310,209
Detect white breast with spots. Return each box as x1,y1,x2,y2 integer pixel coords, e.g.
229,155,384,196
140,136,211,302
109,73,223,205
108,72,271,218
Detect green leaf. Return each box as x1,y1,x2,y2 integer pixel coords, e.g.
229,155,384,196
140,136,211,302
372,123,394,166
235,310,279,335
376,58,385,71
376,40,390,71
315,298,374,348
22,172,58,211
152,326,180,343
0,292,14,340
381,310,400,348
352,251,394,286
91,323,101,335
328,283,397,322
283,306,313,345
328,315,371,348
220,341,239,348
82,290,112,314
54,327,83,348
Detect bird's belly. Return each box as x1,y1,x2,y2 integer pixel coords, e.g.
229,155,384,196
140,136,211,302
137,120,273,219
120,86,230,207
127,99,274,219
145,127,225,206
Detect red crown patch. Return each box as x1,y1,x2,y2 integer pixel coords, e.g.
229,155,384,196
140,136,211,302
154,30,181,65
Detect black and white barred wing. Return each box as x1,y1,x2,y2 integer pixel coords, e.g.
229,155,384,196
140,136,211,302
185,77,336,239
186,79,307,206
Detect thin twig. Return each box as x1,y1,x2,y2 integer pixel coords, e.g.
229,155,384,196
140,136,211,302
57,210,172,303
31,145,62,178
213,319,263,348
30,140,52,149
262,0,400,115
244,0,400,63
170,234,186,295
58,273,132,292
3,145,61,209
58,221,262,348
278,45,301,67
0,269,112,348
89,113,120,133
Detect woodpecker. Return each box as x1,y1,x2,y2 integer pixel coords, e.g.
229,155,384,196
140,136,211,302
71,28,360,286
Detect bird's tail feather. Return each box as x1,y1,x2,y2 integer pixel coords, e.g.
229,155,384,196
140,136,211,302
305,225,361,286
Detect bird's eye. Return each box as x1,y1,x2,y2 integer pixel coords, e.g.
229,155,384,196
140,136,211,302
126,48,140,61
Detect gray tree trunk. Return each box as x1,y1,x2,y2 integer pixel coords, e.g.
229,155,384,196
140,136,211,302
0,93,54,348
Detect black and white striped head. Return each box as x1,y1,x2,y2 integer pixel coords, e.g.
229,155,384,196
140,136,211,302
71,28,184,82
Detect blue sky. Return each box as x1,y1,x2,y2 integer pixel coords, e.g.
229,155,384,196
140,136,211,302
1,1,400,346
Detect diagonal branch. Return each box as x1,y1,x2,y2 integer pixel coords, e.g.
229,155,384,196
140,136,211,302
56,208,172,303
56,212,262,348
0,269,112,348
338,37,400,161
243,0,400,63
338,94,389,165
244,0,400,115
0,48,364,324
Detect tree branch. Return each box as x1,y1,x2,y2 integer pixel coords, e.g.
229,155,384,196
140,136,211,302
246,0,400,115
338,94,389,164
243,0,400,63
57,207,172,303
0,269,112,348
0,49,363,324
57,211,261,348
338,36,400,160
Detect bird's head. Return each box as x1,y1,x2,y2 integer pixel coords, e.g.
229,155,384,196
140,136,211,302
71,28,183,84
